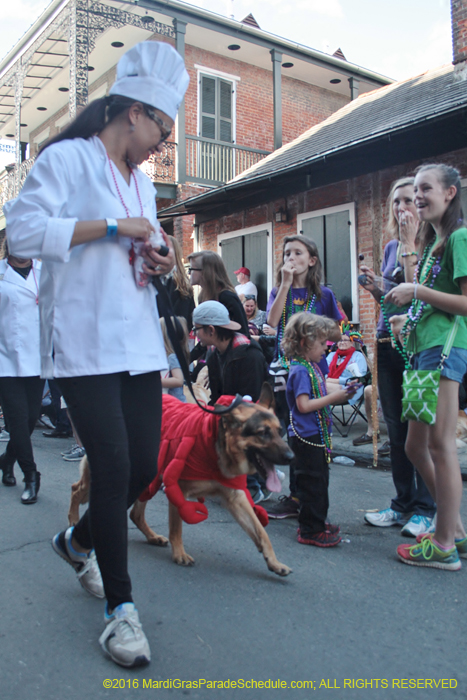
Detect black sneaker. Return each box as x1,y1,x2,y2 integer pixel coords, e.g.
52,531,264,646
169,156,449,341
264,495,299,519
378,440,390,456
297,529,341,547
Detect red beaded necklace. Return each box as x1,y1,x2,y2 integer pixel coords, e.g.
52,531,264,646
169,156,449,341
107,155,144,265
107,154,144,217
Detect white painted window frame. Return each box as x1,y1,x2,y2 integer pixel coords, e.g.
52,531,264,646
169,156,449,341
195,64,239,143
297,202,358,322
217,223,273,295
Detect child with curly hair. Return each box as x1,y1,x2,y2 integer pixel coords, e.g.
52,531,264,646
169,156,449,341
282,312,358,547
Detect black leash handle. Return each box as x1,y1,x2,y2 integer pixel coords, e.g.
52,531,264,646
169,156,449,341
152,276,243,415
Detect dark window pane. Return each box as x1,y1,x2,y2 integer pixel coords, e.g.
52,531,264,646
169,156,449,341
325,211,352,319
301,216,324,282
220,80,232,119
221,237,243,288
220,119,232,143
202,116,216,140
202,77,216,115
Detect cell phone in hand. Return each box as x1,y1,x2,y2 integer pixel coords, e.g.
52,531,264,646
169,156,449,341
358,274,383,302
345,381,362,393
358,274,370,286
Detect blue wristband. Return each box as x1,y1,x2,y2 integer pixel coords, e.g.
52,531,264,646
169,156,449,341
105,218,118,238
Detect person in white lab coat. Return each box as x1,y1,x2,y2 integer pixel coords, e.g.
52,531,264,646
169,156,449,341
5,41,189,669
0,239,43,503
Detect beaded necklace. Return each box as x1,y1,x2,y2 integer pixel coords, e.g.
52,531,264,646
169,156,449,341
277,288,317,369
107,155,144,265
381,242,441,367
289,357,332,462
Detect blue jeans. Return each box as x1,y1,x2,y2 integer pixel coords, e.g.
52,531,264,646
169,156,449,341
377,337,435,517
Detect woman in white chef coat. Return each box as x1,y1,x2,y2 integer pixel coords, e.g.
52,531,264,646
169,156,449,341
5,41,189,669
0,239,43,503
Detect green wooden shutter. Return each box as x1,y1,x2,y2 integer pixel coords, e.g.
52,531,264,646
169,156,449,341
201,76,216,139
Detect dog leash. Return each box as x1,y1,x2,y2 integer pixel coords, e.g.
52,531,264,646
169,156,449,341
152,276,243,415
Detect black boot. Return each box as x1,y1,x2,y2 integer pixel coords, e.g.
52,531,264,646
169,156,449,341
21,471,41,504
1,463,16,486
0,455,16,487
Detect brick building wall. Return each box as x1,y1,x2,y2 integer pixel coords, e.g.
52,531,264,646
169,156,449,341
196,147,467,343
184,45,349,150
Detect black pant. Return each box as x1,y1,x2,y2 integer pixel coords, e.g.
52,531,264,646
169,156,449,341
0,376,44,477
290,435,329,535
377,338,435,516
58,372,162,611
49,379,72,433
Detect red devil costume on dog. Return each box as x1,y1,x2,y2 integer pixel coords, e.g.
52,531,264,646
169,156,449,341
138,395,269,526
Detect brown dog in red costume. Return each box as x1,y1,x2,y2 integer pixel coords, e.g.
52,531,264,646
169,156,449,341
69,383,294,577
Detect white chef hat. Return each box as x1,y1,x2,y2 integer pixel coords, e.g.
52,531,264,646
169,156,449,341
109,41,189,121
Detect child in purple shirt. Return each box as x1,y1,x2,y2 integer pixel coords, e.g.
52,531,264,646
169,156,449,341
283,312,358,547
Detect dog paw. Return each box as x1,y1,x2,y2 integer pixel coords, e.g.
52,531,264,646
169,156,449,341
269,562,292,577
147,535,169,547
172,552,195,566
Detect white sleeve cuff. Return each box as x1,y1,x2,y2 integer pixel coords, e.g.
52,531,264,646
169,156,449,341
42,217,77,262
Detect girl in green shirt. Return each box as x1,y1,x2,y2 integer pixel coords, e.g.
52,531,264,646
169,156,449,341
386,163,467,571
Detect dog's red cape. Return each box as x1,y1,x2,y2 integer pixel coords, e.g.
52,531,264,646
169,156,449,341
139,395,269,527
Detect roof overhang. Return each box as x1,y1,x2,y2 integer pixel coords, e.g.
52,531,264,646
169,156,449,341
158,104,467,224
122,0,392,87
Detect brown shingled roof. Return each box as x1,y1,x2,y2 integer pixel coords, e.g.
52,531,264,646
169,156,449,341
230,63,465,185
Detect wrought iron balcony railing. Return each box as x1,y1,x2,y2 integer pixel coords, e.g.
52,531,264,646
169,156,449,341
186,136,271,185
139,141,176,183
0,138,271,216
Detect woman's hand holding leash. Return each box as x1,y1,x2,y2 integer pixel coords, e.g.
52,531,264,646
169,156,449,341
116,217,156,240
143,227,174,276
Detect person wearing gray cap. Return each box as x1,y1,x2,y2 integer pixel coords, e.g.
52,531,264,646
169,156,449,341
5,41,189,668
192,301,268,405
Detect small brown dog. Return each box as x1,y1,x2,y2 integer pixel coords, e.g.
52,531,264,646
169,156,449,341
68,383,294,577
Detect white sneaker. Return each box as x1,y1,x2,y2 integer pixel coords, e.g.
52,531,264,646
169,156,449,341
61,443,80,457
62,445,86,462
99,603,151,668
0,429,10,442
52,527,105,598
364,508,409,527
401,514,434,538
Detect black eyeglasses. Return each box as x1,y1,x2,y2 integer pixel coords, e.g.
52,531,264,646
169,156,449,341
144,107,172,144
192,325,204,334
188,267,202,273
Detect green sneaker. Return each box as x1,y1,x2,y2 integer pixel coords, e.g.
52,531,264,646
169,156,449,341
416,532,467,559
397,535,461,571
455,536,467,559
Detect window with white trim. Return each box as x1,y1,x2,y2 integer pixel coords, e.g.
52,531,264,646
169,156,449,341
199,74,233,143
297,203,358,322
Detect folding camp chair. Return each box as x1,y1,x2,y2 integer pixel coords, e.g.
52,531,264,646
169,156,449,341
331,371,372,437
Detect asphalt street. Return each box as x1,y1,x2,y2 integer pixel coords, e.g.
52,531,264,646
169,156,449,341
1,428,466,700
